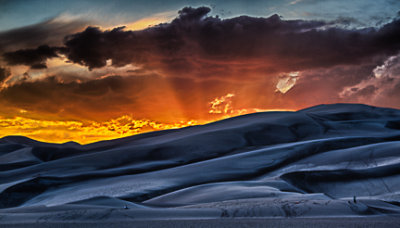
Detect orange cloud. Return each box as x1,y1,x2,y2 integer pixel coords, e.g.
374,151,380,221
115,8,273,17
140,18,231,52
208,93,294,118
209,93,235,114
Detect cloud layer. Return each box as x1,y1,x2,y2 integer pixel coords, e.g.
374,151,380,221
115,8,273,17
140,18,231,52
4,7,400,79
0,6,400,143
3,45,66,69
61,7,400,76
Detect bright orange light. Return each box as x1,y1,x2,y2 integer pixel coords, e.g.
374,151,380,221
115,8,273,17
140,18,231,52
0,115,206,144
209,93,235,114
0,93,294,144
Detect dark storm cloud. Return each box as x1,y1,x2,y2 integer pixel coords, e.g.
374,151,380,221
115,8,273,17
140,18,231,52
59,6,400,77
0,17,89,53
4,6,400,78
63,7,327,74
3,45,67,69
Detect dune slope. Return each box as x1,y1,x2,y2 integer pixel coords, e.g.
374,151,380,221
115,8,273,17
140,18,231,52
1,103,400,223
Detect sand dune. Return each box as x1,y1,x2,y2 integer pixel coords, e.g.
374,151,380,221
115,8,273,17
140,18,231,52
1,104,400,226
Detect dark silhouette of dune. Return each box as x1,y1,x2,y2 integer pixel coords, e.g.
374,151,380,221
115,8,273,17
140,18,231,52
1,103,400,226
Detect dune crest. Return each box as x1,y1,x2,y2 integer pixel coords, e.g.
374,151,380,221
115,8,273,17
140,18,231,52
1,104,400,223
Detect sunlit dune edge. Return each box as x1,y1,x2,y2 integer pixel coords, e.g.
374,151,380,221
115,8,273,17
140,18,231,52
0,108,294,145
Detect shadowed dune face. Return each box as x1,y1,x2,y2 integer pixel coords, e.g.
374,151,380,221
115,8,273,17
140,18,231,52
1,104,400,220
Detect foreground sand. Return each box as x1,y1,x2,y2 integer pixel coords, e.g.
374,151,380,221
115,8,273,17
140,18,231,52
2,217,400,228
2,104,400,225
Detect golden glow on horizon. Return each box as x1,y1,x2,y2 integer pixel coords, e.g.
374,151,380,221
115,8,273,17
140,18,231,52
0,110,294,144
0,93,294,144
0,115,205,144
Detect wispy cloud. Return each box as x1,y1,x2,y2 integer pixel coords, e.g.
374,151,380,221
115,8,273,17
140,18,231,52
289,0,303,5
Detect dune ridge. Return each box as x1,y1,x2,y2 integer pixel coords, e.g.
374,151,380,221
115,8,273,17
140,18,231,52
1,103,400,224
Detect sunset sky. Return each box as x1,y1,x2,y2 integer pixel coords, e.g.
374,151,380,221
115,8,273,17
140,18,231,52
0,0,400,144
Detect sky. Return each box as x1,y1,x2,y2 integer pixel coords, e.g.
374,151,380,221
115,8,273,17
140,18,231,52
0,0,399,144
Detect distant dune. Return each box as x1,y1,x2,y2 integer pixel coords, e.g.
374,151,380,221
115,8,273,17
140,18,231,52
1,104,400,227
